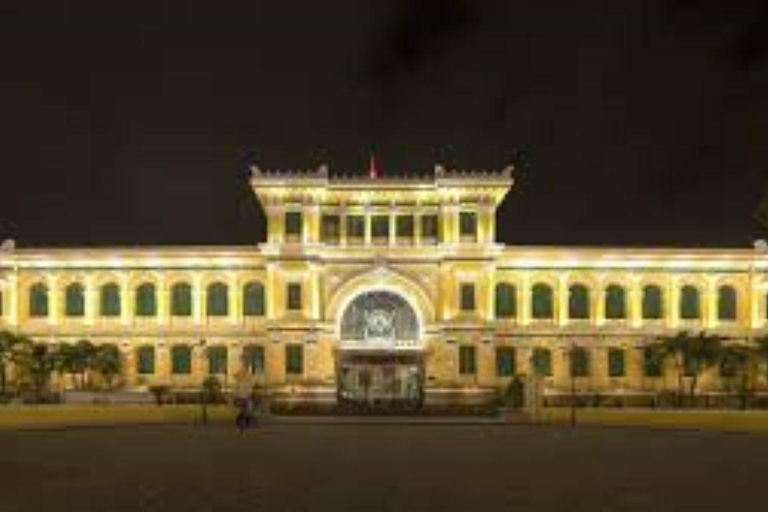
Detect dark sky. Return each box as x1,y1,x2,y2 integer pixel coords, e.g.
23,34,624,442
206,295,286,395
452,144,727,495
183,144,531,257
3,1,768,248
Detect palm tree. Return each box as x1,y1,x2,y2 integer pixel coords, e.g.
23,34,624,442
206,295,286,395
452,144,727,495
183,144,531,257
200,376,222,425
654,331,727,407
720,343,755,409
754,335,768,389
16,342,56,402
0,330,31,396
92,344,122,389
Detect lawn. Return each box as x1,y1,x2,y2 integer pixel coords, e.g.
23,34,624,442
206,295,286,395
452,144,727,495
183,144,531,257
0,404,237,429
535,407,768,433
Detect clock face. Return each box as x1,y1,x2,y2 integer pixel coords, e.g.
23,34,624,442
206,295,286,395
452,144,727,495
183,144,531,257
364,309,395,341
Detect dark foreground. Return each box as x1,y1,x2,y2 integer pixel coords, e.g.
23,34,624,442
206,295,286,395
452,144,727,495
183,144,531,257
1,423,767,511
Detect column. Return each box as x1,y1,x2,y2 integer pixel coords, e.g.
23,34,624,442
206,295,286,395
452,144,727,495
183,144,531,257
627,345,643,390
229,275,240,325
310,266,321,320
592,344,608,391
668,278,678,329
155,343,170,385
85,276,96,327
521,274,531,326
553,345,569,390
7,273,18,327
557,276,568,327
340,210,348,246
266,203,284,245
157,279,169,327
595,287,606,326
479,201,495,244
193,275,203,325
121,343,136,387
120,274,131,326
630,279,642,328
364,209,372,244
388,207,396,246
266,263,276,320
484,266,495,322
705,279,717,329
748,277,758,329
48,275,60,326
414,210,422,245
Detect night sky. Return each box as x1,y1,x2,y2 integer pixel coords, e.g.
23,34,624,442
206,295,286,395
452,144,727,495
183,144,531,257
4,1,768,249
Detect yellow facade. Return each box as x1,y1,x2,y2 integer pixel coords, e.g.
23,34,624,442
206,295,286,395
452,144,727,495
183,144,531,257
1,163,767,401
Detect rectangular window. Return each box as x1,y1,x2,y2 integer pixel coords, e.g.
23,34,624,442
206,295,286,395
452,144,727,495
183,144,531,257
421,214,439,243
287,283,302,311
137,346,155,375
346,215,365,242
608,348,625,378
321,214,341,244
243,345,265,374
207,346,228,375
395,215,414,243
371,215,390,243
496,347,516,377
532,348,552,377
171,346,192,375
459,211,477,241
643,347,663,377
285,211,303,239
460,283,476,311
459,345,476,375
569,347,590,377
286,344,303,375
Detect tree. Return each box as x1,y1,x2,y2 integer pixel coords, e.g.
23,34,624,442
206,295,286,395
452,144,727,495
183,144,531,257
92,344,122,389
16,342,56,402
720,343,755,409
0,330,31,396
754,335,768,388
654,331,726,406
200,376,222,425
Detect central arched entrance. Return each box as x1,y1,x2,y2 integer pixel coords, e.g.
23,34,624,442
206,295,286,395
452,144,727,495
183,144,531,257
335,290,425,409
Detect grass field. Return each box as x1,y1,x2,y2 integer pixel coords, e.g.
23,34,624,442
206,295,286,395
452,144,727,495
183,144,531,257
0,404,236,429
536,407,768,433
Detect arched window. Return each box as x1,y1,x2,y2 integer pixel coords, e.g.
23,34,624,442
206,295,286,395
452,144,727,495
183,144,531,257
495,283,516,319
243,281,265,317
604,285,626,320
171,282,192,317
717,285,737,321
65,283,85,317
642,285,663,319
171,345,192,374
29,282,49,318
531,347,552,377
680,285,700,320
531,283,554,320
568,284,590,320
100,283,121,317
135,283,156,317
206,282,228,317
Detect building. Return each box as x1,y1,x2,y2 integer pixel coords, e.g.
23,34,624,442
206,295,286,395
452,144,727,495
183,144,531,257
1,162,766,406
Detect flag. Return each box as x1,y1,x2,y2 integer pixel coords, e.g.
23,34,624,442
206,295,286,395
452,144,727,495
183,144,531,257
368,154,378,179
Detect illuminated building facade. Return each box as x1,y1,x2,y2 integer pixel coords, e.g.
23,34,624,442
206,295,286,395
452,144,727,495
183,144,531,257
1,162,766,404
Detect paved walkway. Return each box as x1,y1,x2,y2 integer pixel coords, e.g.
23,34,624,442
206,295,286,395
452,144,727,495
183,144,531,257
2,423,767,511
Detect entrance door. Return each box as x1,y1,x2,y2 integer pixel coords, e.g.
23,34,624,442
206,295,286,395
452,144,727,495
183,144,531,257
336,352,424,407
